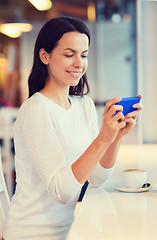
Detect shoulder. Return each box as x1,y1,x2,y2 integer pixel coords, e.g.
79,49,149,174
15,93,54,132
19,93,48,112
17,93,50,122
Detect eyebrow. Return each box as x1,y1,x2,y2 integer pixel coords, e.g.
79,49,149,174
64,48,88,53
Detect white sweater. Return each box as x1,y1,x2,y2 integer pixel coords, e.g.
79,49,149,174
4,92,112,240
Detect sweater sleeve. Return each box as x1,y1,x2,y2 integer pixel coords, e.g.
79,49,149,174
17,98,83,204
89,162,114,187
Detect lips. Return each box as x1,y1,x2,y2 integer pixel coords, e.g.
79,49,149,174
66,70,82,78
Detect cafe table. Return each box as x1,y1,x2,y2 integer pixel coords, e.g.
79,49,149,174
66,144,157,240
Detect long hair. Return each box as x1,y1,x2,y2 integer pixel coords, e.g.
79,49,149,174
28,16,90,98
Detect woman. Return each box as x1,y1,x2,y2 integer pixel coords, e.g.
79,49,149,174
4,16,142,240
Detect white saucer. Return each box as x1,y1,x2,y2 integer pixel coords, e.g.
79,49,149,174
114,184,152,193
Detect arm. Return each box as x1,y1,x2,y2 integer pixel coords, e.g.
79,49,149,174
88,135,122,187
99,94,143,169
72,97,125,184
99,134,122,169
72,96,143,184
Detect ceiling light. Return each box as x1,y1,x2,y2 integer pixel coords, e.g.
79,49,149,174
1,23,32,33
0,9,32,38
28,0,52,11
0,25,22,38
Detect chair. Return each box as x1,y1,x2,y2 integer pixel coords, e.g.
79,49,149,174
0,148,10,239
0,107,18,197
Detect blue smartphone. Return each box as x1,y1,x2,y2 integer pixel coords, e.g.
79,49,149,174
115,97,140,116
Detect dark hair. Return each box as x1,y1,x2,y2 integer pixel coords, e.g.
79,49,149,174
28,16,90,98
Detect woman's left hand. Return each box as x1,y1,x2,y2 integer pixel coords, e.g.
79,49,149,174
117,95,143,138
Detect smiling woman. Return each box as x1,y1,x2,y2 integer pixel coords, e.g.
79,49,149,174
3,16,142,240
28,16,90,98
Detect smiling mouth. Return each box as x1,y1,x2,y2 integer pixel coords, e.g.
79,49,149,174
66,71,82,78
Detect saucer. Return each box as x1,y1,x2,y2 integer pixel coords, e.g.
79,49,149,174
114,184,152,193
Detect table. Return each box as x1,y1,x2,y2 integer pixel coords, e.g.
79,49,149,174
67,185,157,240
67,144,157,240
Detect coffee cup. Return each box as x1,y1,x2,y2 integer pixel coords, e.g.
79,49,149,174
122,169,147,188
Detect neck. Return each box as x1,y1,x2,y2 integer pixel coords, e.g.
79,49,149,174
39,82,71,110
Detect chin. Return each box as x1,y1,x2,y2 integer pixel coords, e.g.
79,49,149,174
70,79,81,87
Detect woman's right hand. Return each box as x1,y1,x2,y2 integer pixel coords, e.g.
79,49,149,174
98,97,126,144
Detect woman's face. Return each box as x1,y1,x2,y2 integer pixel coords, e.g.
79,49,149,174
45,31,89,88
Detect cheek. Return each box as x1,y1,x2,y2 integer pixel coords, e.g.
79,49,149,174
51,59,66,74
83,60,88,73
57,57,71,70
85,61,88,69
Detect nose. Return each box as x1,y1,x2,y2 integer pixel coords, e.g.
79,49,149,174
73,55,83,68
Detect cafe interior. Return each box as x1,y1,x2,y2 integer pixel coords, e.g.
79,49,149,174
0,0,157,239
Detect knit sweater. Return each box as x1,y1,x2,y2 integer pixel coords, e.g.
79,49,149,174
4,92,112,240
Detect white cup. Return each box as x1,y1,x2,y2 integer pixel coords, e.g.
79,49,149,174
122,169,147,188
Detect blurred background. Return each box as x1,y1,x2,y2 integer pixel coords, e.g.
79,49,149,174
0,0,157,197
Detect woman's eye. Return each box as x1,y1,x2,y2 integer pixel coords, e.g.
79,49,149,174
81,55,88,58
65,55,73,58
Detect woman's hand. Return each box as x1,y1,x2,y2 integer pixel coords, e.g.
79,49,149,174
98,97,127,144
117,95,143,138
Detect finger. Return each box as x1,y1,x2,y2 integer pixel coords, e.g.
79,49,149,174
132,102,143,111
125,111,138,120
105,97,122,113
124,117,136,126
114,120,126,130
114,111,125,122
108,104,123,117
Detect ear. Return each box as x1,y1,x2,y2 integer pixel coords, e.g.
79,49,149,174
39,48,49,65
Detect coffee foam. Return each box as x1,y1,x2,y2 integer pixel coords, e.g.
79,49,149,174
123,169,146,173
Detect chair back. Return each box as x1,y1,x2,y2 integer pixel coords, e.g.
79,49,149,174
0,148,10,239
0,107,18,197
